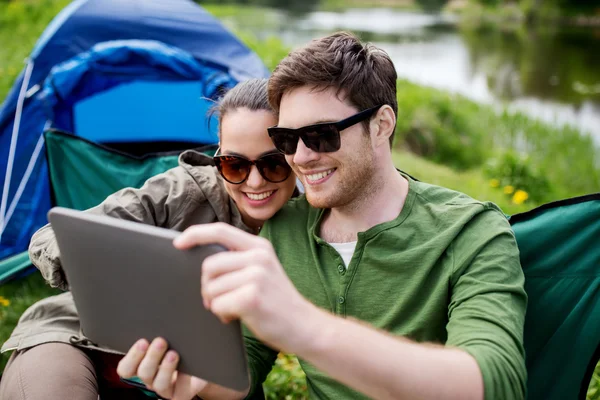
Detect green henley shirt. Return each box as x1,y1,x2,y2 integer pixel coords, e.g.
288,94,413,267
245,174,527,400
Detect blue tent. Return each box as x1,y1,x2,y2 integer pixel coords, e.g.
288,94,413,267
0,0,268,272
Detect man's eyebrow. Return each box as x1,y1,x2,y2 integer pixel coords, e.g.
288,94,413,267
279,119,337,129
311,119,337,125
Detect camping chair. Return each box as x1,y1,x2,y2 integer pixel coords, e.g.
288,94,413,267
42,129,218,212
510,194,600,399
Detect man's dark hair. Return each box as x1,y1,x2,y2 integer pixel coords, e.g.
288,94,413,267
268,31,398,146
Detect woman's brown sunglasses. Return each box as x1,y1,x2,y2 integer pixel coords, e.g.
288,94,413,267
213,149,292,184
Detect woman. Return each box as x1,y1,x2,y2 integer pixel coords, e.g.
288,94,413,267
0,79,297,400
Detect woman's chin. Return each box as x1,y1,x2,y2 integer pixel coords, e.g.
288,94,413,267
244,205,286,228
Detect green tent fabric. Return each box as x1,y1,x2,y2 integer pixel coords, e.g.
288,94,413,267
510,194,600,400
45,130,217,211
0,251,31,284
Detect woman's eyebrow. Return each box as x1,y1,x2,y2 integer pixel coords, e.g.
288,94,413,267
222,149,280,158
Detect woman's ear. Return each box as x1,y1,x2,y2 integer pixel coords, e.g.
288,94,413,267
371,105,396,148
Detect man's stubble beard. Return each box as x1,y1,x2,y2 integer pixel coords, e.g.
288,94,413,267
304,142,379,211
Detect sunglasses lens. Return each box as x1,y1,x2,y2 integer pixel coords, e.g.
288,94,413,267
303,125,341,153
215,156,250,183
257,154,292,183
269,126,341,155
269,130,298,155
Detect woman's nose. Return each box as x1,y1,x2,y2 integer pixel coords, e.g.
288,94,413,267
245,165,266,189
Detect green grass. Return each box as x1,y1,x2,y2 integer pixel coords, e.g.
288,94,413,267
0,0,72,101
0,274,60,369
393,148,534,215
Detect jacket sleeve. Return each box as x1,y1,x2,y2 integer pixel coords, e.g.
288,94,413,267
446,207,527,400
29,167,198,290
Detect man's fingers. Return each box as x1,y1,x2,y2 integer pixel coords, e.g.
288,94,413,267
210,284,259,323
173,222,269,251
151,351,179,399
136,337,169,386
202,248,271,282
203,265,264,306
117,339,149,378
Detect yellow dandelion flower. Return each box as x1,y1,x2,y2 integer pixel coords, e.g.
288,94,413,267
489,179,500,188
503,185,515,194
512,190,529,205
0,295,10,307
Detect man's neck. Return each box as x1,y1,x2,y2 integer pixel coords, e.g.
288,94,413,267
320,165,409,243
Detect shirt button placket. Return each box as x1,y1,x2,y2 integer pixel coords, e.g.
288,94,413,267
336,295,346,314
336,263,347,314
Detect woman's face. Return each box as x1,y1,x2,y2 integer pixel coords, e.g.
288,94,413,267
219,107,297,231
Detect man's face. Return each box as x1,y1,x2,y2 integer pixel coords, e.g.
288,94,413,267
277,86,376,209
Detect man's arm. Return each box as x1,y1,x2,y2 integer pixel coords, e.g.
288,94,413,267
293,309,483,400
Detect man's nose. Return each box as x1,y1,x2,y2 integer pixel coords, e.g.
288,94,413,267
293,138,319,166
245,165,266,189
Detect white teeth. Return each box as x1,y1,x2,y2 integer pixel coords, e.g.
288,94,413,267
246,191,274,201
306,169,334,182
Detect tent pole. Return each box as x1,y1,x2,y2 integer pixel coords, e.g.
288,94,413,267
0,60,34,239
4,133,46,230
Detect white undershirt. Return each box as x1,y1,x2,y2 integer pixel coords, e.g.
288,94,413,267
328,241,358,269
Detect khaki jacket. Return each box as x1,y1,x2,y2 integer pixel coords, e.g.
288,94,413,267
1,150,250,355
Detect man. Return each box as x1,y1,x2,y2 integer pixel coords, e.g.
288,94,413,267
118,32,527,400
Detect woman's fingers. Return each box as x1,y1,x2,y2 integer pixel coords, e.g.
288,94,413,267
136,337,169,386
151,350,179,398
117,338,149,378
117,338,193,400
173,222,269,252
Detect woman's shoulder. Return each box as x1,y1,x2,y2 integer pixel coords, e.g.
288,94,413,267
176,150,225,195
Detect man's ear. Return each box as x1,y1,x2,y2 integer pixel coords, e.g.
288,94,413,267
370,105,396,148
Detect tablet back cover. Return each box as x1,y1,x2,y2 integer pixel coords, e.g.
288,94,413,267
48,207,250,391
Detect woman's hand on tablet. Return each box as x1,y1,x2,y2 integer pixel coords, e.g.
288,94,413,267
117,337,207,400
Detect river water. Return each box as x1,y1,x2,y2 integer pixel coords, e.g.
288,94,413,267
222,8,600,142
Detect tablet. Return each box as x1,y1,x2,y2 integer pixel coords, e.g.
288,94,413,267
47,207,250,392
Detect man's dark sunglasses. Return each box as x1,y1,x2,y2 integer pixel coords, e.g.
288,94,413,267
267,104,383,155
213,148,292,184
